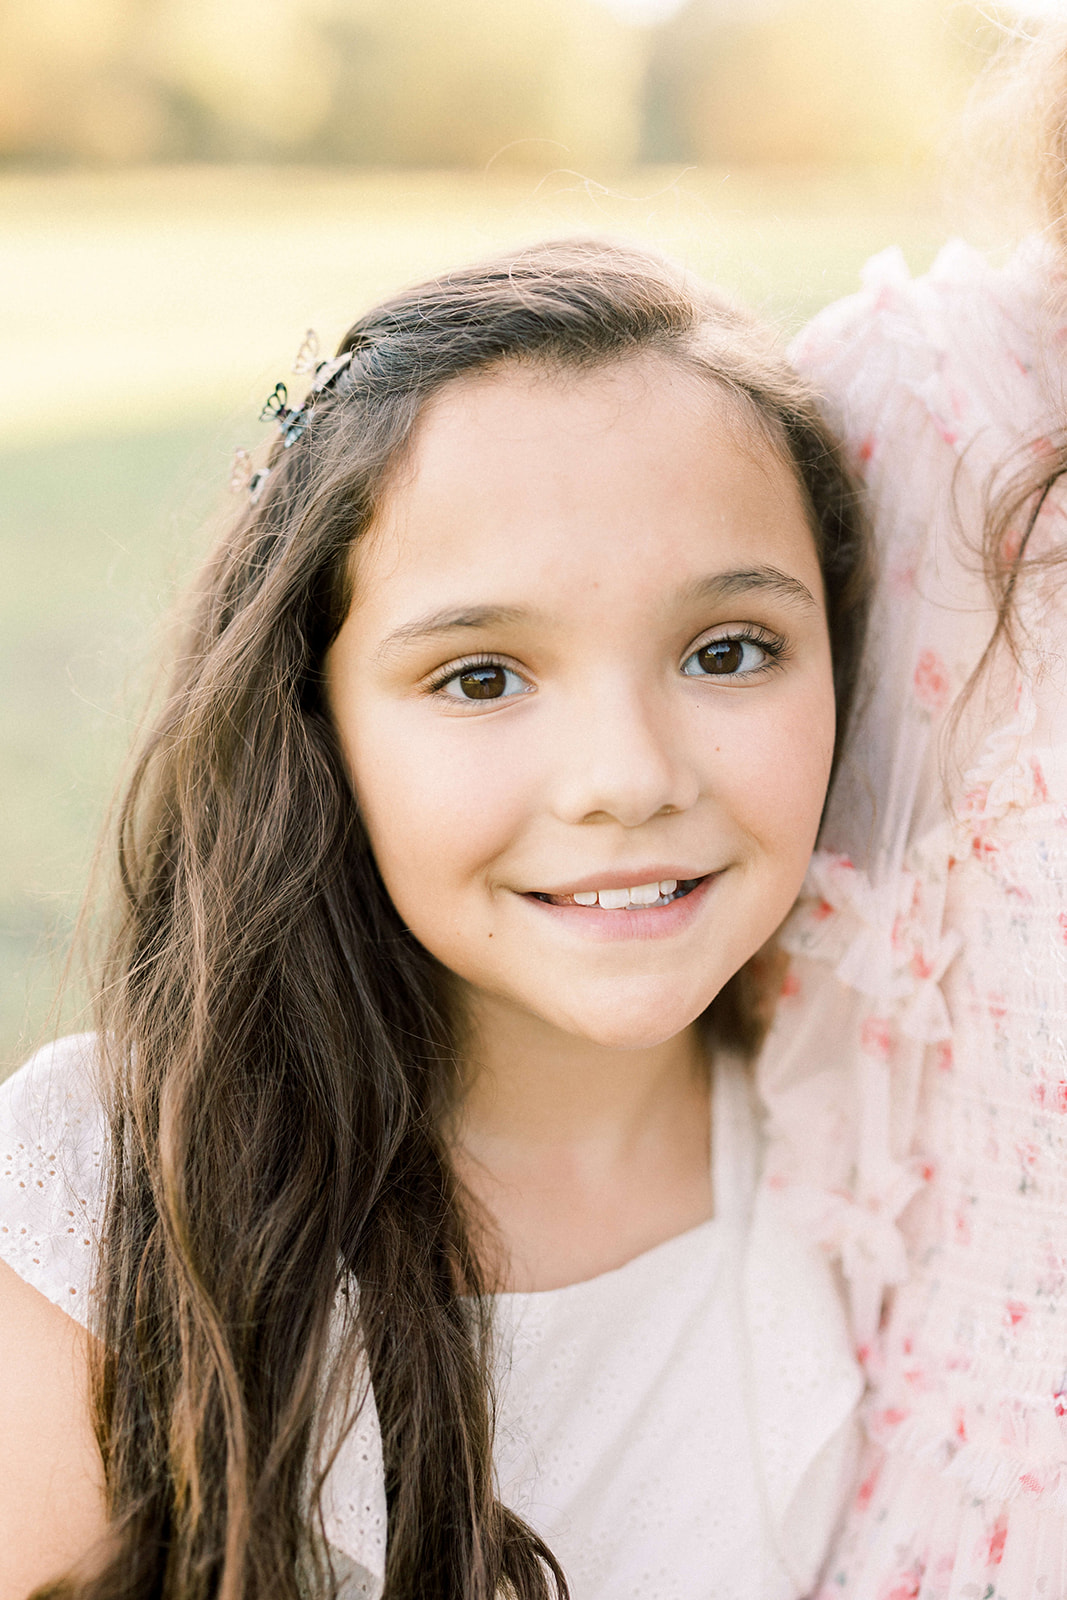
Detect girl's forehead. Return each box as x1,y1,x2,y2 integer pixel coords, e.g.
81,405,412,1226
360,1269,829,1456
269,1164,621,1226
407,351,751,461
347,355,820,627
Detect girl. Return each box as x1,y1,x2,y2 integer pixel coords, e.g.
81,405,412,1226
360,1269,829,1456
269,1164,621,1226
0,239,868,1600
755,19,1067,1599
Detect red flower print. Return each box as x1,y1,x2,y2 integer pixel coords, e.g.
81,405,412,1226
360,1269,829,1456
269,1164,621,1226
861,1017,893,1059
935,1042,953,1074
780,969,801,1000
958,784,988,821
913,649,951,712
879,1561,923,1600
872,1406,910,1431
856,1462,881,1510
1005,1299,1028,1330
981,1516,1008,1567
890,557,919,594
971,831,999,865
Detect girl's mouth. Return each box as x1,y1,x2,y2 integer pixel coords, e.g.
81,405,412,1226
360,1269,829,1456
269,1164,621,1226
529,876,705,910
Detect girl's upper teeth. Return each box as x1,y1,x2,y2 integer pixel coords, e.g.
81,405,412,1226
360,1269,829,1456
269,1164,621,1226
571,879,678,909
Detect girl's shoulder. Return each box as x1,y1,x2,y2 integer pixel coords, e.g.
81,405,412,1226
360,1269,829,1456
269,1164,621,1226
791,236,1065,469
0,1033,107,1329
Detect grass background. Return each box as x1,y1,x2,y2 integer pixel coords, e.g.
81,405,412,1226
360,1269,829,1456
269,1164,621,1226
0,163,956,1075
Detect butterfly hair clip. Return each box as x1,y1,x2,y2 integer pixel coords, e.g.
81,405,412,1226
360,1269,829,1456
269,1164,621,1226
232,330,355,501
259,381,309,448
229,448,272,504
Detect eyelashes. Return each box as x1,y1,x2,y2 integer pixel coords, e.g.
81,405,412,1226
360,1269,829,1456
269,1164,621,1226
430,655,530,703
680,626,786,680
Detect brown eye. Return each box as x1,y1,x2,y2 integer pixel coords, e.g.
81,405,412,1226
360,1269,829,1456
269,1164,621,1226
459,666,508,699
681,636,770,679
439,662,528,702
697,640,744,675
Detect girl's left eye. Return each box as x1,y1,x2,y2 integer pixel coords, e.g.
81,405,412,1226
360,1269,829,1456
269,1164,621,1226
681,634,777,679
436,662,530,702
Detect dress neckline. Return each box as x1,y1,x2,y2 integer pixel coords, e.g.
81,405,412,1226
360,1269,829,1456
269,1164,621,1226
493,1052,757,1304
494,1211,721,1305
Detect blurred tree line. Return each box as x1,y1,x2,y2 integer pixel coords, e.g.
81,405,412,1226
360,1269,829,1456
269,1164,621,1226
0,0,999,170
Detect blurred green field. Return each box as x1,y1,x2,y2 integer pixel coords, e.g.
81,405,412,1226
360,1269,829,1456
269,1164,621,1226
0,164,956,1073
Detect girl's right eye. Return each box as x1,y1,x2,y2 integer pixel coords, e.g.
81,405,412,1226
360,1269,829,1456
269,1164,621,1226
436,662,530,702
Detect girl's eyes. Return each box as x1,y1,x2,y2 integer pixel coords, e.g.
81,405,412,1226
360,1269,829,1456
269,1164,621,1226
430,630,782,704
681,632,781,679
435,661,530,702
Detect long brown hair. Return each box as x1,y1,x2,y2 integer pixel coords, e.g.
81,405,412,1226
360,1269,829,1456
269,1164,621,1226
54,239,869,1600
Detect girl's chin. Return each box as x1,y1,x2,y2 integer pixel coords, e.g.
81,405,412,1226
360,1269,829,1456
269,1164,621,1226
532,990,721,1053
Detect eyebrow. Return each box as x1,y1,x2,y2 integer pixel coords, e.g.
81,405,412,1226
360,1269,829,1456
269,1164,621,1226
374,605,532,664
681,565,820,613
373,565,819,664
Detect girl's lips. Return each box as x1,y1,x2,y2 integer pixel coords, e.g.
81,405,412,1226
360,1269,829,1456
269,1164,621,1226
533,876,691,910
526,867,707,898
519,870,719,942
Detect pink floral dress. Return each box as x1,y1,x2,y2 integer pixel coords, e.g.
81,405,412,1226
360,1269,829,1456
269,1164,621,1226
759,237,1067,1598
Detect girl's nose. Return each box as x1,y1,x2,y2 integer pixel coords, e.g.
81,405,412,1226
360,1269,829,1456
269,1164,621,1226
549,684,701,830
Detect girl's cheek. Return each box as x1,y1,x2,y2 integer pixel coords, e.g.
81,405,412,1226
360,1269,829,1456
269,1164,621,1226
352,712,533,887
721,690,834,856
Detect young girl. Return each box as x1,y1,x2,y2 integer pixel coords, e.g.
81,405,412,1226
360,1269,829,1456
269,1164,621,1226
0,239,868,1600
754,19,1067,1598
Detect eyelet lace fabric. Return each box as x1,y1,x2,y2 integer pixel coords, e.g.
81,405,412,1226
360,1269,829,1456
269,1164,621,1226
759,237,1067,1597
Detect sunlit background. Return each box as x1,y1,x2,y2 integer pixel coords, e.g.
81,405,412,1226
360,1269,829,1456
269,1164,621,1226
0,0,1048,1070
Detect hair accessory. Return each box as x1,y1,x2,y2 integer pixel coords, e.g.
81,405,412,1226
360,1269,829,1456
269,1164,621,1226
229,448,272,505
292,329,321,374
257,339,356,452
258,380,308,447
292,329,355,395
231,332,356,502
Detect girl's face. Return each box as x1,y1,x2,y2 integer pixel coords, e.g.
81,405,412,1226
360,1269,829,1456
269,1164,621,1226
326,356,834,1051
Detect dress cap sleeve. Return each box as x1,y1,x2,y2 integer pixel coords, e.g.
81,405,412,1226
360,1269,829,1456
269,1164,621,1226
0,1032,106,1328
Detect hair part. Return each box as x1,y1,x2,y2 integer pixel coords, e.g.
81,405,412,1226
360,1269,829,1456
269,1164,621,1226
54,238,869,1600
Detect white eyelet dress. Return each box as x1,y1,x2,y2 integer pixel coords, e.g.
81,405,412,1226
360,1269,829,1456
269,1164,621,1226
0,1035,861,1597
